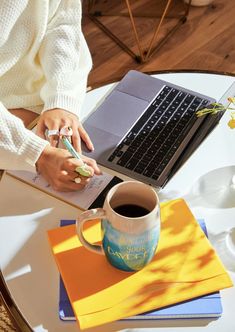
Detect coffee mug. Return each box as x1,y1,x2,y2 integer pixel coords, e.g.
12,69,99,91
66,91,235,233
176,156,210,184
76,181,161,272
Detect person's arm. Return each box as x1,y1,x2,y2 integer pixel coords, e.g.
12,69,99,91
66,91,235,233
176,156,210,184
0,102,49,171
36,0,93,152
0,102,101,191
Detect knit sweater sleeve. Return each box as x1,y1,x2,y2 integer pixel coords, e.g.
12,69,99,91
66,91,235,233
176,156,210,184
0,102,49,171
39,0,92,117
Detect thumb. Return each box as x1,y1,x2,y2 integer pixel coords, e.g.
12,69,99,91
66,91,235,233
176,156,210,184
36,119,46,139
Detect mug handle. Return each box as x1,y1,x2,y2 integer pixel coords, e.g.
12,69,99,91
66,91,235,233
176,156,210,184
76,208,106,255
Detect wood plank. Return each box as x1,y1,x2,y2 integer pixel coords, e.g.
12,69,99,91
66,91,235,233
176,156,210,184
82,0,235,88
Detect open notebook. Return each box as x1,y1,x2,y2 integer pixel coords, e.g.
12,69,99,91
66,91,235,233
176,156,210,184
6,170,122,210
58,219,222,322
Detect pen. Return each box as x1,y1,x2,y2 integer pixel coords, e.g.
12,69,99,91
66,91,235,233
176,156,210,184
61,136,92,177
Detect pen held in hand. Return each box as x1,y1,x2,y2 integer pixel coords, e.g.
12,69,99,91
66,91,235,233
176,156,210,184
61,136,92,177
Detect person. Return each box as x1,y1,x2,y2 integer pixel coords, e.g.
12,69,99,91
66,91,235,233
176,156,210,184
0,0,101,191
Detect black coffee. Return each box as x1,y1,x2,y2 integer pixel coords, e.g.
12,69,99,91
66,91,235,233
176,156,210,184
113,204,150,218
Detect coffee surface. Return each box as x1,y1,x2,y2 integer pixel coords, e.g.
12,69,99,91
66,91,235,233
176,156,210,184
113,204,150,218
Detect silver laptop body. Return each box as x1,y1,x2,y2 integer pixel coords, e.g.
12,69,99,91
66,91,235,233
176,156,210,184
82,70,219,188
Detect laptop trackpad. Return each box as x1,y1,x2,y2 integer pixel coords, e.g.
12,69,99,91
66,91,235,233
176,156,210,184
84,90,148,137
82,123,121,161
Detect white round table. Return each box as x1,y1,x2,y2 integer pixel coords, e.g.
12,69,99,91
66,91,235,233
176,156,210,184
1,71,235,332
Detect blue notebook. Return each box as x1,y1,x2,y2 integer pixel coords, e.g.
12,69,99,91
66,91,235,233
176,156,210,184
59,219,222,321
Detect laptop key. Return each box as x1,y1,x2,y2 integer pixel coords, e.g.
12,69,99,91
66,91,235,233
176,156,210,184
117,152,133,166
126,158,139,170
116,150,124,158
108,154,116,162
143,167,155,177
127,145,138,153
152,173,160,180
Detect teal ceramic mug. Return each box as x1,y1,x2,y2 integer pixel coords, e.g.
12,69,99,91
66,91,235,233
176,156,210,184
76,181,161,272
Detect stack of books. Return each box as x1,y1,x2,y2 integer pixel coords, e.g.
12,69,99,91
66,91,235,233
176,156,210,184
58,219,222,322
47,199,233,330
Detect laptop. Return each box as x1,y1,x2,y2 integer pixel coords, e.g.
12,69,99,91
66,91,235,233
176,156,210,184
82,70,224,189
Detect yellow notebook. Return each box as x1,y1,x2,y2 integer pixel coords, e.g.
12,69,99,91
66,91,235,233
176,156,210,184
47,199,233,330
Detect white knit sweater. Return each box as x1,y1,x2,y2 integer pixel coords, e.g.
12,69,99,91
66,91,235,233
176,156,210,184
0,0,92,171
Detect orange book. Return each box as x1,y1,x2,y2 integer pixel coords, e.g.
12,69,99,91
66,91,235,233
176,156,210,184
47,199,233,330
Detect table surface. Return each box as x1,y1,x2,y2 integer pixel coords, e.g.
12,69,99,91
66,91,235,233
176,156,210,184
0,72,235,332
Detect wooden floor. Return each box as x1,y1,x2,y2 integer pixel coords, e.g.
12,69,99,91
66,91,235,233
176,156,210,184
82,0,235,88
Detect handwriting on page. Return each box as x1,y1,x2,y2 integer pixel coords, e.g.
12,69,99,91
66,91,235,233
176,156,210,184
7,170,114,210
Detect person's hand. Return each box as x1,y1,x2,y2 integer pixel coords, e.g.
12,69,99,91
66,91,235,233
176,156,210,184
36,108,94,152
35,145,101,192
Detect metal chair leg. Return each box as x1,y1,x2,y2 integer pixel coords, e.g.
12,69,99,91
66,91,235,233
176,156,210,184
87,0,192,63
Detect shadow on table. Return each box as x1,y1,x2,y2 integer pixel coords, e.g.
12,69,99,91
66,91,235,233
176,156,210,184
183,165,235,209
158,165,235,210
1,204,217,331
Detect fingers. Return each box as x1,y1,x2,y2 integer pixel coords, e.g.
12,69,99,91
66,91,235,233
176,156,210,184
51,174,91,192
78,124,94,151
37,110,94,152
51,165,91,192
71,130,82,153
67,158,96,178
36,119,47,139
59,139,100,176
81,156,102,175
44,118,61,147
61,169,91,188
68,124,94,153
35,109,100,192
48,129,60,147
36,145,100,192
37,115,61,147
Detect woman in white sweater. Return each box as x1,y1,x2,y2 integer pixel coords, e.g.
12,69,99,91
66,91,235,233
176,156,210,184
0,0,100,191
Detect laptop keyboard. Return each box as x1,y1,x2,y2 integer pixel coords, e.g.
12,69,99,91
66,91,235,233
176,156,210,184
107,85,210,181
